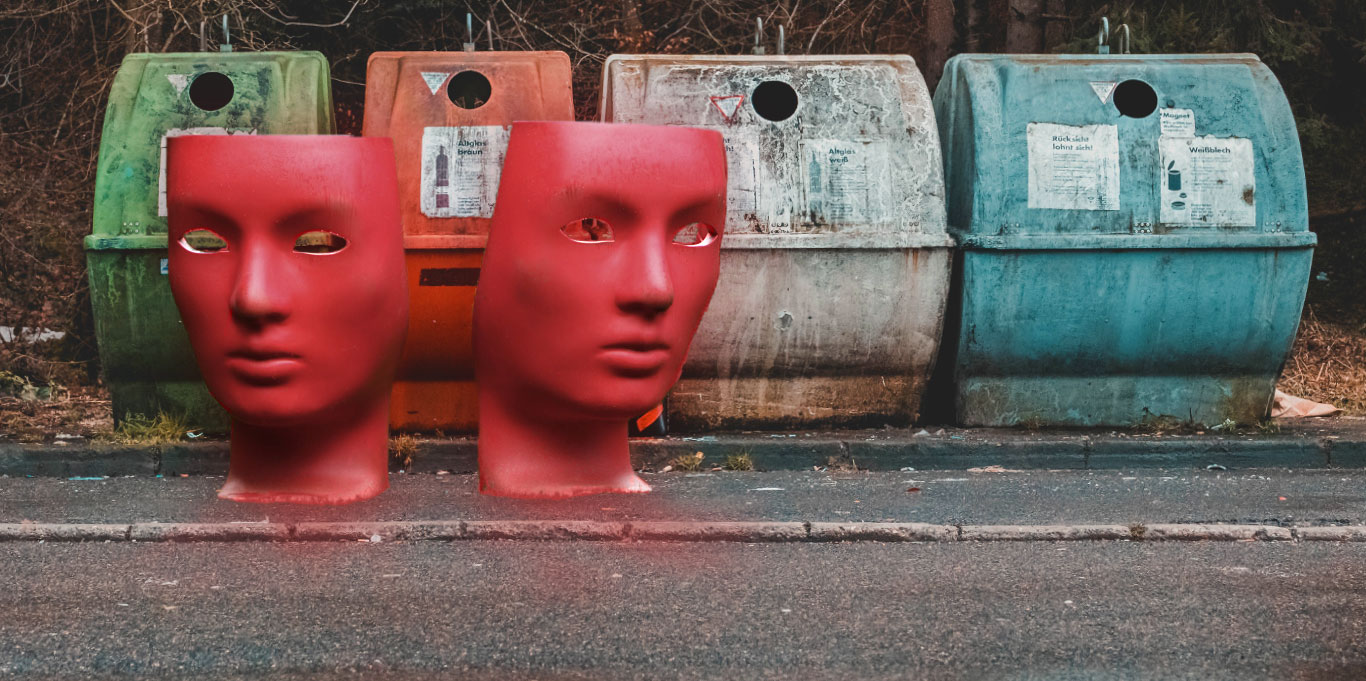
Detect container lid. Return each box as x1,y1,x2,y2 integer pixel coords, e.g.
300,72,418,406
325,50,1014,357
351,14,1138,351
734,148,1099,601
602,55,948,248
934,53,1308,239
88,51,333,248
364,52,574,245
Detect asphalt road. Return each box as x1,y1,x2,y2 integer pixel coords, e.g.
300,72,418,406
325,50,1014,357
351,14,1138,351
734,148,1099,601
3,469,1365,526
1,540,1364,680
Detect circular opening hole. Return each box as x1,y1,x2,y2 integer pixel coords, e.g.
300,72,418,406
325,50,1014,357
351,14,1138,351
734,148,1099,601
447,70,492,110
751,80,798,122
188,71,234,112
1113,79,1157,118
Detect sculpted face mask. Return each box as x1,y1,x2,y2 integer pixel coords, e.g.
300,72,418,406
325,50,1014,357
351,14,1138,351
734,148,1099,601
473,121,726,498
166,135,408,504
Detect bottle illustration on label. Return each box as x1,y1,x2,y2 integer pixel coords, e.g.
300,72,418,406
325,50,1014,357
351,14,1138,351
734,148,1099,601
435,145,450,209
1167,160,1185,211
806,151,824,218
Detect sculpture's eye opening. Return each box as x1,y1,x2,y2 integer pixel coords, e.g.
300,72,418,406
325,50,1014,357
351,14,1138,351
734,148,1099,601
561,217,615,243
180,228,229,253
672,222,718,247
293,230,348,254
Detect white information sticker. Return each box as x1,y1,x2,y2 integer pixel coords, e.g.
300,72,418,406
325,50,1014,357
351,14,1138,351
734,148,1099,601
1089,81,1117,103
420,125,510,219
158,127,256,217
800,139,890,223
1026,122,1120,211
707,128,763,228
1159,135,1256,227
1159,108,1196,137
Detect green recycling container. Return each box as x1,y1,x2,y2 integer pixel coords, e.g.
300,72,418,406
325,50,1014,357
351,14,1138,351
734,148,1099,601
933,53,1315,426
86,51,334,429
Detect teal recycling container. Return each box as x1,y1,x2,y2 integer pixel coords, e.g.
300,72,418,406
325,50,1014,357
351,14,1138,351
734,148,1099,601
934,54,1314,426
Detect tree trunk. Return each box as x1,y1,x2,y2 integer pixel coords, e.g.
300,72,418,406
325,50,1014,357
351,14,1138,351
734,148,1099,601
1043,0,1067,51
924,0,956,92
1005,0,1042,53
981,0,1009,52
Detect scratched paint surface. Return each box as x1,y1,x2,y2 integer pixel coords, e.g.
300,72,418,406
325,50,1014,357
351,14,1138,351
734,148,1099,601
602,56,951,429
934,54,1314,426
86,52,333,428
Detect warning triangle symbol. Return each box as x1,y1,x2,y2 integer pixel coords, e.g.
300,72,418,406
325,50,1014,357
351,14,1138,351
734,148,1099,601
421,72,451,96
710,95,745,122
1090,81,1117,103
167,74,191,95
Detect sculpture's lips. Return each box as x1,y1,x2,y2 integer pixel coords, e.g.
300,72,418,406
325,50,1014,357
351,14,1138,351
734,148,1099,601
598,341,670,375
601,340,669,352
228,348,303,361
226,348,304,384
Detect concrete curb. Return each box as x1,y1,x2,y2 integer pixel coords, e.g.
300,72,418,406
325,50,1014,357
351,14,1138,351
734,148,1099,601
5,425,1366,478
1,521,1361,544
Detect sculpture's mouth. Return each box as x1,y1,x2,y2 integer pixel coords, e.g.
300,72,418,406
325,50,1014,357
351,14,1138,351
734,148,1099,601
226,348,304,385
598,341,671,376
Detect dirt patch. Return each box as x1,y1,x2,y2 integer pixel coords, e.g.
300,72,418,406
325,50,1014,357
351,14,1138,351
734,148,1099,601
1279,306,1366,415
0,385,112,443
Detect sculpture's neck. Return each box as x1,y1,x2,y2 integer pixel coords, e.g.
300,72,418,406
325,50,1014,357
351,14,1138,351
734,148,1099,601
477,391,650,499
219,398,390,505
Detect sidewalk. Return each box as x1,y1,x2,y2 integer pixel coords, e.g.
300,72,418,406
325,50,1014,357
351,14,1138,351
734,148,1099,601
3,417,1365,479
3,468,1365,544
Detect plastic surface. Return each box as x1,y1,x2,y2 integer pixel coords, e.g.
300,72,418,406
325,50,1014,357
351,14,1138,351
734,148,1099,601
933,54,1315,426
600,55,951,430
86,51,334,431
473,122,726,498
363,51,574,432
166,135,407,504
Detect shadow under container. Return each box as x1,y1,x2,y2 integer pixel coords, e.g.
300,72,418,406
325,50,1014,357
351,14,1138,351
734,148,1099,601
86,51,334,430
933,53,1315,427
363,51,574,432
600,55,953,431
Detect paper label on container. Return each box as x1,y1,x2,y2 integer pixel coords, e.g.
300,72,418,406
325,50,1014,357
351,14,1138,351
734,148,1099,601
420,125,510,219
800,139,890,224
700,127,767,229
1159,135,1256,227
1159,108,1196,137
158,127,257,217
1026,122,1120,211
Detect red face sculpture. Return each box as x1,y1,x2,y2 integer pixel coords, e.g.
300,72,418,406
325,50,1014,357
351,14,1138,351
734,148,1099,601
166,135,408,504
473,121,726,498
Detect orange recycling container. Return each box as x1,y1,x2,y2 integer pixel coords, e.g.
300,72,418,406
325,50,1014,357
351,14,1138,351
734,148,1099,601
363,51,574,431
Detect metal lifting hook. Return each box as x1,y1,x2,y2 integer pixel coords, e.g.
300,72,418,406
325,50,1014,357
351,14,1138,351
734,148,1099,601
220,15,232,53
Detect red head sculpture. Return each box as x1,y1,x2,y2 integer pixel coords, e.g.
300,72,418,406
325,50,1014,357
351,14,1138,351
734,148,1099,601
166,135,408,504
473,122,726,498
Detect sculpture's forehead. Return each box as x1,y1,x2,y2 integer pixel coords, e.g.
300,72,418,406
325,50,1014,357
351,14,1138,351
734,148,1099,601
514,124,726,198
524,159,725,218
